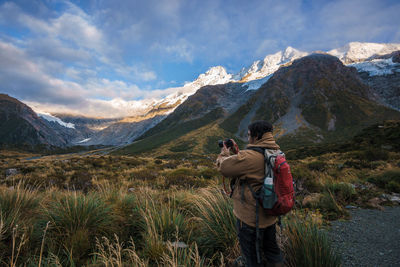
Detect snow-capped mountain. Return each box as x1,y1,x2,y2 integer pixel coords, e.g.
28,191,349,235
328,42,400,64
30,41,400,147
234,46,308,82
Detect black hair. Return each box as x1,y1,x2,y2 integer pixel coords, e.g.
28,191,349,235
248,120,273,140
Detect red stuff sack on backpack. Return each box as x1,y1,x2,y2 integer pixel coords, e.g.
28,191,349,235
267,154,294,215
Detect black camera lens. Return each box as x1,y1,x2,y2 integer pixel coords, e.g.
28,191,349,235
218,140,224,148
218,139,233,148
224,139,233,148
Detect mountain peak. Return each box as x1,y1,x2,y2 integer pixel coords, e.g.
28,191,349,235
236,46,308,82
328,42,400,64
185,66,233,89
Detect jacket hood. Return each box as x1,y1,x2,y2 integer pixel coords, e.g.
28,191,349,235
246,132,280,150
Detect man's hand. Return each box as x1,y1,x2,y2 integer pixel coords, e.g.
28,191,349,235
220,139,239,155
230,139,239,154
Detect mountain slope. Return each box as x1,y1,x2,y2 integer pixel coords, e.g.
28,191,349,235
220,53,400,147
116,108,225,154
137,82,256,141
0,94,68,148
353,51,400,111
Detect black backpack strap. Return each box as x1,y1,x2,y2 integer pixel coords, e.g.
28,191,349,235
246,146,265,156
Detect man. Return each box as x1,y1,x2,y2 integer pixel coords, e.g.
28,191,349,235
216,120,283,267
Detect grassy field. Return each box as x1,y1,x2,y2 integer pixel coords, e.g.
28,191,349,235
0,121,399,266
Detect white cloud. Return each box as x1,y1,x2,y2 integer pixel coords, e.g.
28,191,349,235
0,39,178,118
152,38,194,63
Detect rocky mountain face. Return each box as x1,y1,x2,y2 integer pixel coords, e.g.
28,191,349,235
352,51,400,111
221,54,400,147
137,82,256,141
85,42,400,147
81,116,165,146
120,52,400,154
0,94,68,148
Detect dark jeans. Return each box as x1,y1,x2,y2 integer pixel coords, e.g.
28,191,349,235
236,219,283,267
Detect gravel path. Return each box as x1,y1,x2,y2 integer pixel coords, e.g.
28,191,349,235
329,206,400,267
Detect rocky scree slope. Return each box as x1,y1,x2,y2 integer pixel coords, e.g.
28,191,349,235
221,54,400,147
355,51,400,111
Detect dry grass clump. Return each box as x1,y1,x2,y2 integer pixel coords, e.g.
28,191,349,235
94,234,148,267
40,191,114,264
282,211,341,267
0,183,40,262
190,188,239,263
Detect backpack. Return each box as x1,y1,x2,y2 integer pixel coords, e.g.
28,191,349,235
247,147,294,215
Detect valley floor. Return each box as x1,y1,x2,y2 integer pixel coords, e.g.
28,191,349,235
329,206,400,267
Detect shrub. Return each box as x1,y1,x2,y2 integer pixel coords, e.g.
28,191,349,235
164,168,210,189
343,160,370,169
283,214,341,267
368,170,400,193
317,192,349,220
387,180,400,193
292,166,322,192
324,182,356,204
308,161,327,172
68,170,93,192
347,149,389,162
129,169,159,181
363,149,389,161
166,168,199,178
199,168,220,179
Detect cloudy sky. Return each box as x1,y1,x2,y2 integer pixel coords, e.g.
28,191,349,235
1,0,399,117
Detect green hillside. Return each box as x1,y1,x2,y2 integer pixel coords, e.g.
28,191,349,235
115,108,226,155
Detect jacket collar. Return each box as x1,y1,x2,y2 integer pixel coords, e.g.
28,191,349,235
246,132,280,150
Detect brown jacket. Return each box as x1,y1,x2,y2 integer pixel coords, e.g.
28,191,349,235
216,132,280,228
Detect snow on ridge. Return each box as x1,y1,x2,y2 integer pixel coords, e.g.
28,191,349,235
243,75,272,92
38,112,75,129
234,46,308,82
77,138,91,143
328,42,400,64
185,66,233,88
349,57,400,76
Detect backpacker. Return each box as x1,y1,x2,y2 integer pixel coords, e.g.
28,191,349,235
246,147,295,264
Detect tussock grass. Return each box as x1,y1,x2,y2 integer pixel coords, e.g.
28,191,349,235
41,191,114,263
161,240,208,267
283,212,341,267
94,234,148,267
191,188,239,261
140,196,191,263
0,183,40,262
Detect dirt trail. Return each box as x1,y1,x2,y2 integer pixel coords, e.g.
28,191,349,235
329,206,400,267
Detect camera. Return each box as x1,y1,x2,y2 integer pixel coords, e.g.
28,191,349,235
218,138,234,148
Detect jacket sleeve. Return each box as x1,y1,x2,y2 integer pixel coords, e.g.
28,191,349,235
217,151,250,178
